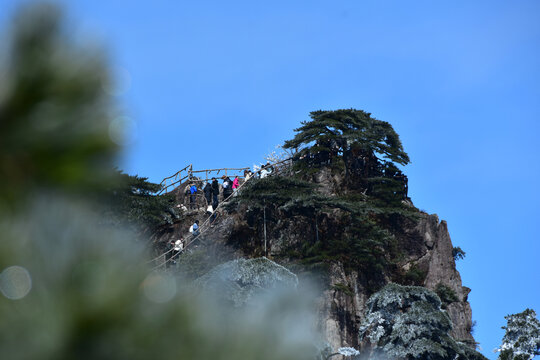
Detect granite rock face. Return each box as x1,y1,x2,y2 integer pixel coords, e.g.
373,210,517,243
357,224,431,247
417,216,474,344
315,213,475,350
316,263,366,350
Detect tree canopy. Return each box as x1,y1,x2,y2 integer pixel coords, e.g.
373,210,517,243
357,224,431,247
103,171,179,233
0,4,118,206
228,110,416,281
283,109,410,167
359,283,487,360
498,308,540,360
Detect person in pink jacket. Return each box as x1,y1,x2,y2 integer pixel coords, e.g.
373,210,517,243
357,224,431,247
232,175,240,193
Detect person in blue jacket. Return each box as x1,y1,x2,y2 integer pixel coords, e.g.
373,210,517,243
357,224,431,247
191,220,200,237
189,182,197,210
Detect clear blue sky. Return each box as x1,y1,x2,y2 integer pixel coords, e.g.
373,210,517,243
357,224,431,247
3,0,540,357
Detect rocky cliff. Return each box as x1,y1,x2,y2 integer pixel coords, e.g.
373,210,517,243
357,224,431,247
152,167,477,355
316,213,475,351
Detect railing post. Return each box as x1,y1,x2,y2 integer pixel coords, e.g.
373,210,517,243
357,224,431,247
263,200,267,257
290,159,292,176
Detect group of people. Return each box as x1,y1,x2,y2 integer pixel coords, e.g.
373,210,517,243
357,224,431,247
167,163,278,269
184,164,274,212
202,175,242,211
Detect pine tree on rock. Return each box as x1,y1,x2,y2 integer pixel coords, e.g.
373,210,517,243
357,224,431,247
283,109,410,178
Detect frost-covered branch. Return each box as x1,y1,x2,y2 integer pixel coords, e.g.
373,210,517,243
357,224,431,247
325,347,360,359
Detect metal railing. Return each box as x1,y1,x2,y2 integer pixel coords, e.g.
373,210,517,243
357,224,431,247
157,165,192,195
157,165,251,195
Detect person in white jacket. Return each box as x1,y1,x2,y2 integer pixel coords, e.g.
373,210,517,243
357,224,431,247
171,238,184,265
260,164,269,178
189,220,200,237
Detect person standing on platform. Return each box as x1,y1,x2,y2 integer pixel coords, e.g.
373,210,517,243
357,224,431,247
211,177,219,210
203,181,212,207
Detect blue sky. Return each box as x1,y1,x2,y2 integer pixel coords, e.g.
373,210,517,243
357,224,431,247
3,0,540,357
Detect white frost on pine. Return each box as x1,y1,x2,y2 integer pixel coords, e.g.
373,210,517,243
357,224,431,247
195,257,298,307
358,283,485,360
496,309,540,360
338,347,360,356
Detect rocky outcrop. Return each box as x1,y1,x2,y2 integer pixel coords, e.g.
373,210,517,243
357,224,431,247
153,183,477,351
410,215,475,344
313,213,475,350
317,263,366,349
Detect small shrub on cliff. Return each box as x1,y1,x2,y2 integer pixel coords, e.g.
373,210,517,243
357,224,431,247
401,264,427,286
453,246,467,261
434,283,459,309
331,283,354,297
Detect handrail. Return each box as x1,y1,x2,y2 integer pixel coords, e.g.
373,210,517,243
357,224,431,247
156,164,192,195
156,175,190,195
191,167,249,173
157,165,252,195
160,164,191,183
